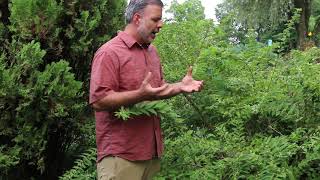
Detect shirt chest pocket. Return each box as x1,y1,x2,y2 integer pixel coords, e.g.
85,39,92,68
119,54,162,91
119,59,145,91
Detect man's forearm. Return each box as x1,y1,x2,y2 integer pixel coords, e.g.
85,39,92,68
92,90,146,111
91,75,202,111
153,82,182,100
92,83,182,111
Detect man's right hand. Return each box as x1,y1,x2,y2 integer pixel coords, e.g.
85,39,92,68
138,72,169,100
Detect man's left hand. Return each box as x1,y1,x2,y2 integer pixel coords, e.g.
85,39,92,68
180,66,204,93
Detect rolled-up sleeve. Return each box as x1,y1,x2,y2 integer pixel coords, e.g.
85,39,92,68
89,51,119,104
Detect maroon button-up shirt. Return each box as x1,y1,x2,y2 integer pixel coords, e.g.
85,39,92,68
89,31,164,162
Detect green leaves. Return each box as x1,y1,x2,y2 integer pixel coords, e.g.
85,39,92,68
9,0,62,40
0,40,84,176
167,0,205,22
1,0,126,178
157,127,320,180
59,148,97,180
115,101,178,121
153,7,320,178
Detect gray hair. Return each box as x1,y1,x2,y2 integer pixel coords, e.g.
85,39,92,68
125,0,163,24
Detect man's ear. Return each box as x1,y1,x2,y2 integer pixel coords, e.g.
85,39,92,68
132,13,141,25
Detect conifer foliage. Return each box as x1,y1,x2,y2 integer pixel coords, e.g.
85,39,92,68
0,0,126,179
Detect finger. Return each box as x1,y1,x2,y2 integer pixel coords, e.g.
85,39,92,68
187,66,193,76
198,80,204,87
198,81,204,90
153,83,169,92
194,81,204,91
142,72,152,85
194,80,203,86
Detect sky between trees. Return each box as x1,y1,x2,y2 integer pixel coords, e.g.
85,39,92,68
161,0,223,20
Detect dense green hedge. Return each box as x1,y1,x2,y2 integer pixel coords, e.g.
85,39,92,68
153,16,320,179
0,0,125,179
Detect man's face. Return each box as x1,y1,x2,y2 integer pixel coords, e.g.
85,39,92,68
136,4,163,44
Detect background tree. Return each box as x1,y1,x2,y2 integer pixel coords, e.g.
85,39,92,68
166,0,205,22
216,0,320,49
154,0,224,128
310,0,320,44
154,0,320,179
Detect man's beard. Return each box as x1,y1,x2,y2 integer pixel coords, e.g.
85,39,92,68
138,28,152,44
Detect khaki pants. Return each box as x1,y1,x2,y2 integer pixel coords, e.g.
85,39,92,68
97,156,161,180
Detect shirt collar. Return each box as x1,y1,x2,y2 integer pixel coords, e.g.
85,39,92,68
118,31,150,49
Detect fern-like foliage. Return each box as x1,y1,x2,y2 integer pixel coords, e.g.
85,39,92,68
59,148,97,180
114,101,179,121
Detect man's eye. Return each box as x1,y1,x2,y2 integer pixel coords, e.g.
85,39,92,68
152,18,161,22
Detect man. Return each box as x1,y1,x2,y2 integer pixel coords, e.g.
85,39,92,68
89,0,204,179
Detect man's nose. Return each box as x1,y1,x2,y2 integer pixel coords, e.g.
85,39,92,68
157,20,163,29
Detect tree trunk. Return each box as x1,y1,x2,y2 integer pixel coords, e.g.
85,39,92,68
0,0,9,24
294,0,311,50
314,17,320,46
